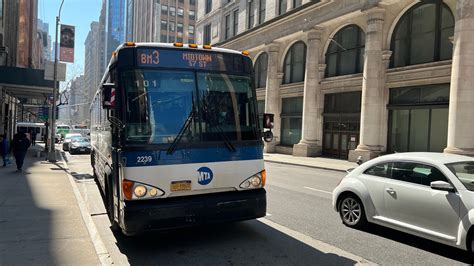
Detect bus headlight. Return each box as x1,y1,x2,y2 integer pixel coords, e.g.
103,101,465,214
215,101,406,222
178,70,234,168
239,170,266,189
122,180,165,200
134,185,147,198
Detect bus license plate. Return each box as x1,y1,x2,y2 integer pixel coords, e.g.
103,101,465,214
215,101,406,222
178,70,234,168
170,181,191,192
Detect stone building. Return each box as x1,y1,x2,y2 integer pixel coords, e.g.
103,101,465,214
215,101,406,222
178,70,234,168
196,0,474,161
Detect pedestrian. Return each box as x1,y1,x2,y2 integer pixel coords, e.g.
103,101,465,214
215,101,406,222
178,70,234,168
31,130,36,146
10,132,31,172
0,134,10,167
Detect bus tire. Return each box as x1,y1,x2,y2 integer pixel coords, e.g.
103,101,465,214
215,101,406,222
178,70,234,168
106,179,120,232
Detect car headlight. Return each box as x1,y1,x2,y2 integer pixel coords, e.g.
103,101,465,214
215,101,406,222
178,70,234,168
122,179,165,200
239,170,266,189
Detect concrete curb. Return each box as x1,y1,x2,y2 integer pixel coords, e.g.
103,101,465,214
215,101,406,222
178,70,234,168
58,151,113,266
264,159,352,173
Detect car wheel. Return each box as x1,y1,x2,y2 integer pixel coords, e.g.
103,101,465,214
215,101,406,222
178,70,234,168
468,229,474,254
338,194,367,229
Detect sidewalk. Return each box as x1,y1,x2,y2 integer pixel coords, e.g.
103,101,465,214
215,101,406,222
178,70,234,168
264,153,358,172
0,146,101,265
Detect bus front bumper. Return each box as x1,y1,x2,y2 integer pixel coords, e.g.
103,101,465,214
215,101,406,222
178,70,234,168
120,188,266,235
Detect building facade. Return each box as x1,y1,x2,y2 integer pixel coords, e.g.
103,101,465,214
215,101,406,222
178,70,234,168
197,0,474,160
107,0,126,60
84,21,102,103
126,0,197,43
0,0,55,138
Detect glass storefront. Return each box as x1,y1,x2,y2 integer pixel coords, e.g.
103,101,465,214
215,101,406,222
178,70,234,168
323,91,361,159
388,84,449,153
280,97,303,146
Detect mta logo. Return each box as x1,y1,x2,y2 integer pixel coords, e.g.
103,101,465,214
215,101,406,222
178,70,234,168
197,167,213,185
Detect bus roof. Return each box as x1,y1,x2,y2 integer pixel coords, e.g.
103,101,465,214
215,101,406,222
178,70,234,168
106,42,245,68
16,122,45,127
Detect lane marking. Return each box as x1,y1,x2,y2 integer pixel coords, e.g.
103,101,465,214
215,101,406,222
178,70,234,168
303,186,332,195
258,218,375,265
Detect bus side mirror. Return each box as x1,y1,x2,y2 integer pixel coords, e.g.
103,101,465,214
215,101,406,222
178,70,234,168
263,113,274,129
102,83,115,109
262,113,274,142
263,131,273,142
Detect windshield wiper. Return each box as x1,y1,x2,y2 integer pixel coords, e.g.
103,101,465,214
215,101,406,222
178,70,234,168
166,110,195,155
211,124,236,152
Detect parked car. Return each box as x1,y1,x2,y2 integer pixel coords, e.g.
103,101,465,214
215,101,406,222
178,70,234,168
332,152,474,253
62,133,82,151
69,137,91,154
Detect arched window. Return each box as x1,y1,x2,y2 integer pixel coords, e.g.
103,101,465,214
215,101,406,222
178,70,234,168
283,42,306,84
391,2,454,68
254,53,268,88
325,25,365,78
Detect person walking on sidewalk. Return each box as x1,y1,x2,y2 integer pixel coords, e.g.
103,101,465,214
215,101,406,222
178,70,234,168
0,134,10,167
30,130,37,146
10,132,31,172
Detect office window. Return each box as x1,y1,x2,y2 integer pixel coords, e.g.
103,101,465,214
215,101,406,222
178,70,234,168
178,8,184,18
293,0,302,8
169,21,175,32
283,41,306,84
160,34,168,42
254,53,268,88
224,14,231,39
179,0,184,3
177,23,183,33
248,0,254,29
325,25,365,77
205,0,212,14
189,25,195,36
278,0,287,15
161,20,168,31
190,0,196,6
161,5,168,15
233,9,239,36
281,97,303,146
170,36,175,42
258,0,265,25
391,2,454,68
203,24,211,45
189,10,195,20
170,6,176,16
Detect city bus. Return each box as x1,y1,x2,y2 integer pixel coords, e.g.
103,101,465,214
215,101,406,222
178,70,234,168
90,42,272,235
16,122,46,141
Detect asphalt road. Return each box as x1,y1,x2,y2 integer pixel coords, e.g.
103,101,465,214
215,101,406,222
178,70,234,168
63,152,472,265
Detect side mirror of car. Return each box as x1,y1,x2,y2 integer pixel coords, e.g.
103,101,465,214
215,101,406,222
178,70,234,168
430,181,455,193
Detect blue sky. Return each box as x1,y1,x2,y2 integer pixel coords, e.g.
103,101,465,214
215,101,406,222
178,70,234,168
38,0,102,86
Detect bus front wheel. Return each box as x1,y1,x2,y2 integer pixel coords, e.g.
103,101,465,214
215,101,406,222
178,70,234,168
106,179,120,232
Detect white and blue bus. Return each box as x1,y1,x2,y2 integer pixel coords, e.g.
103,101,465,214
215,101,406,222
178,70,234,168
90,42,271,235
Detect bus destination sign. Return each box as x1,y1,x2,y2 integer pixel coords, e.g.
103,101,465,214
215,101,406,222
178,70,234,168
136,48,251,74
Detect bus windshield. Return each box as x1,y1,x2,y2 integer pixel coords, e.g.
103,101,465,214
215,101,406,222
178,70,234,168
123,69,259,145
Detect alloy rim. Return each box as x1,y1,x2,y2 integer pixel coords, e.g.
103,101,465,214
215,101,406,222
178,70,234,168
341,198,361,225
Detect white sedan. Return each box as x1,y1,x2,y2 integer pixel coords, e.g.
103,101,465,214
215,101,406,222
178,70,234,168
332,152,474,253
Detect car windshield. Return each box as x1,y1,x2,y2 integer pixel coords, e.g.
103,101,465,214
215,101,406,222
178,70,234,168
445,161,474,191
122,69,258,145
72,137,89,143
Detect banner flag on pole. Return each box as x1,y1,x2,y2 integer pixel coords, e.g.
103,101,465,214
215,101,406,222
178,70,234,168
60,24,75,63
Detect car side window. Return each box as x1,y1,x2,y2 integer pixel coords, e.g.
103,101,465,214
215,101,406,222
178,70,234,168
391,162,448,186
364,163,391,178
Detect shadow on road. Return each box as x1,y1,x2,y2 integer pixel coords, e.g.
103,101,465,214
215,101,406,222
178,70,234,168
113,220,358,265
360,223,473,264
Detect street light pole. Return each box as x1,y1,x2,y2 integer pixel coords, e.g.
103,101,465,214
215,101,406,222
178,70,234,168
47,0,65,162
